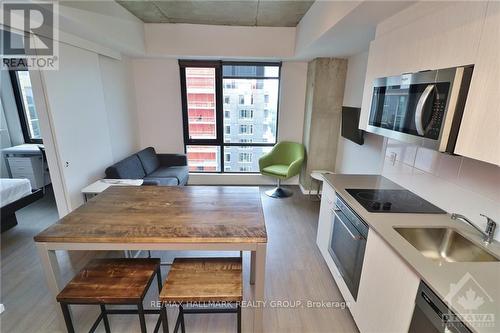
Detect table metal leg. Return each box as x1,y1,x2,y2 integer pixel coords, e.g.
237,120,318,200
250,250,256,285
253,243,266,333
36,243,66,330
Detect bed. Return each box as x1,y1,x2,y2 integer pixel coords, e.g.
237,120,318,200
1,178,43,232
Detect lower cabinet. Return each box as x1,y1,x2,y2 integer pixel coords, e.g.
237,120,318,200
353,230,420,333
317,183,420,332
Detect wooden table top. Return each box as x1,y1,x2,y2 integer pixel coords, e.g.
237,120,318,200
34,186,267,244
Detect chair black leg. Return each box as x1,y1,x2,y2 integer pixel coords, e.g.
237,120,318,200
100,304,111,333
138,303,147,333
60,303,75,333
237,305,241,333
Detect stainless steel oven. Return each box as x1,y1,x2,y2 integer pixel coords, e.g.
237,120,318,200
328,195,369,300
367,65,473,153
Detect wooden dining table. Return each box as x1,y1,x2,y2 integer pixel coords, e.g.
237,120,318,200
34,185,268,332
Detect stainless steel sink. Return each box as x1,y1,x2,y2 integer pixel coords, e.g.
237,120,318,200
394,227,499,262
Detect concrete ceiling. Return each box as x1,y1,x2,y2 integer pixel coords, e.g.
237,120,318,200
116,0,315,27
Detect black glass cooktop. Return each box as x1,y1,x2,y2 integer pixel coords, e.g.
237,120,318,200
346,188,446,214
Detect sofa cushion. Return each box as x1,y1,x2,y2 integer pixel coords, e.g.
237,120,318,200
143,176,178,186
105,155,145,179
147,166,189,185
137,147,160,175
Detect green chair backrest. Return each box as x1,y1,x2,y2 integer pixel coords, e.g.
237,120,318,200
270,141,305,165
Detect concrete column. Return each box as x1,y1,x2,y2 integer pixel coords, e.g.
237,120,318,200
300,58,347,192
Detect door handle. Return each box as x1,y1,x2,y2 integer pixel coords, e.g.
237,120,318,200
332,209,363,240
415,84,434,135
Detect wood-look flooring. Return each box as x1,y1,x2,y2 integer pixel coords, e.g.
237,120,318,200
1,187,358,333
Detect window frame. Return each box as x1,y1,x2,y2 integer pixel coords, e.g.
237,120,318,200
8,69,42,144
179,60,281,173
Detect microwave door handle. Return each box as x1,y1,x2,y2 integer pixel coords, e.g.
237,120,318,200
332,209,363,240
415,85,435,135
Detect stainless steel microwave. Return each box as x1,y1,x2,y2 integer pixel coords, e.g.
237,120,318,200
366,65,474,153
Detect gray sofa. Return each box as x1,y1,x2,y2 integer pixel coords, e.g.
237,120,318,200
105,147,189,186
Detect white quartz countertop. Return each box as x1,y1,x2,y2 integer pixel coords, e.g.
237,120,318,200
323,174,500,333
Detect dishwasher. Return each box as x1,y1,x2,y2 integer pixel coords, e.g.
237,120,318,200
409,282,472,333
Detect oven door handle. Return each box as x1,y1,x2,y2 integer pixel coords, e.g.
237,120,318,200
415,84,435,135
332,209,364,240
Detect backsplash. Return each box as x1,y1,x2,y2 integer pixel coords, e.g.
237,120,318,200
382,139,500,240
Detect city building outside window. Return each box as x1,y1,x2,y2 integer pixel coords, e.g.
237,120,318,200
239,109,253,119
239,153,253,163
180,61,280,173
9,70,42,143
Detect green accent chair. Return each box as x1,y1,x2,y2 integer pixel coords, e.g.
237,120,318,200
259,141,305,198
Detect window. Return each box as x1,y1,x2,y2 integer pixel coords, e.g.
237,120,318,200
9,70,42,143
180,61,280,173
238,152,252,163
239,124,253,134
239,109,253,119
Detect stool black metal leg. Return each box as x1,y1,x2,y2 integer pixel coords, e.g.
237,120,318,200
180,306,186,333
156,267,163,293
60,303,75,333
161,303,169,333
100,304,111,333
237,305,241,333
138,303,147,333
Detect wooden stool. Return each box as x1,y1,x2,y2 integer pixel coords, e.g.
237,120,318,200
56,258,168,333
158,258,243,333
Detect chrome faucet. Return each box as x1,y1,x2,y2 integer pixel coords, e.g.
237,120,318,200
451,213,497,244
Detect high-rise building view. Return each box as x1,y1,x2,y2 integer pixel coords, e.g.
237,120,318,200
183,64,279,173
15,71,42,141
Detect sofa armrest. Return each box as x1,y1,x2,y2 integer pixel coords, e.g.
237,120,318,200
157,153,188,167
142,179,160,186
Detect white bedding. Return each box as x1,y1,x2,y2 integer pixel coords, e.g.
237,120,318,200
0,178,32,208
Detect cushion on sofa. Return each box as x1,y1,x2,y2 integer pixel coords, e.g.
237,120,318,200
147,166,189,185
143,176,179,186
105,155,146,179
137,147,160,175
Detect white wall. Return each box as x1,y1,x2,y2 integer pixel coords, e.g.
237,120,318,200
335,51,385,174
382,140,500,240
145,24,295,59
131,59,307,184
0,68,24,146
99,55,140,161
132,58,185,154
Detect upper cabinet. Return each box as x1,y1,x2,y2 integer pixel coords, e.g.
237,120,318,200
455,2,500,165
359,1,499,165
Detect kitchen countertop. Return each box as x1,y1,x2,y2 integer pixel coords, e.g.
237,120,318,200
323,174,500,333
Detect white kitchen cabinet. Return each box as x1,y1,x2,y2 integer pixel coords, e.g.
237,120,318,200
354,230,420,333
455,2,500,165
316,182,336,251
